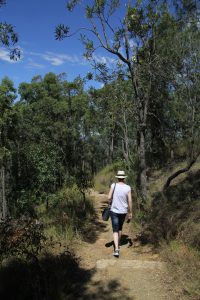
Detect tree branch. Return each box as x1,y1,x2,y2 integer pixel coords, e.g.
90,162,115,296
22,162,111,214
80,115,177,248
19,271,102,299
163,153,200,191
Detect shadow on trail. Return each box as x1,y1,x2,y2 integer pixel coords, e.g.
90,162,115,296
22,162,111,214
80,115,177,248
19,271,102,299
81,197,109,244
105,234,133,249
0,252,133,300
81,212,108,244
0,252,87,300
72,279,134,300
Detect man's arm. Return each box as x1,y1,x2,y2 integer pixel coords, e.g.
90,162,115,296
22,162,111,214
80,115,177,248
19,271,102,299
107,186,113,204
127,190,132,219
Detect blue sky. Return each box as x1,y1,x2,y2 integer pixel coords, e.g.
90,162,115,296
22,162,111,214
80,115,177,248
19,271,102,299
0,0,119,91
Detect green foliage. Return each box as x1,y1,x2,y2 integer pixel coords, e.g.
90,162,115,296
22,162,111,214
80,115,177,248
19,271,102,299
14,191,40,217
56,0,200,200
0,3,200,283
42,185,95,239
27,143,60,191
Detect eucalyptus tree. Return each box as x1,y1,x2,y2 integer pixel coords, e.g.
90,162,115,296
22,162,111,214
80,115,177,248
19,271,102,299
0,77,17,218
88,78,135,169
14,73,96,213
162,10,200,190
56,0,185,198
0,0,20,60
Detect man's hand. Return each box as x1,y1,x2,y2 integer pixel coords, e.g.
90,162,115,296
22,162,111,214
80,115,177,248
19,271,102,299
128,212,132,219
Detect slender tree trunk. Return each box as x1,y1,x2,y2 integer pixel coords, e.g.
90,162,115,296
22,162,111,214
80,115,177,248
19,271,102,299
130,65,149,199
0,169,2,219
138,128,147,198
0,166,7,219
110,132,114,163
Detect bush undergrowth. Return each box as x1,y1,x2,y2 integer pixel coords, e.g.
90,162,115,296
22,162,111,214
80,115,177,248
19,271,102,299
161,241,200,299
142,159,200,299
38,185,95,248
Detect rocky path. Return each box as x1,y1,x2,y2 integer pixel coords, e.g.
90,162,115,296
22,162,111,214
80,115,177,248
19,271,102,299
71,191,177,300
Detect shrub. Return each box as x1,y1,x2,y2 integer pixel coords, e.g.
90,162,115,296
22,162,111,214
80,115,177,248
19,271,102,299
43,185,95,240
0,218,46,260
178,202,200,250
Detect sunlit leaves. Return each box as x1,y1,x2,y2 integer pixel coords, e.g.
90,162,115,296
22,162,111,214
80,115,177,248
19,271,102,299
95,0,106,14
86,5,94,19
80,34,95,60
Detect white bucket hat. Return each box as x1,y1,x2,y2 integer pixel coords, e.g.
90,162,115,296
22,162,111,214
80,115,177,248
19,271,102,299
115,170,127,179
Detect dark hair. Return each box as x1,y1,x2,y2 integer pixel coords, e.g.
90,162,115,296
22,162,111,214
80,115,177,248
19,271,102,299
118,178,125,182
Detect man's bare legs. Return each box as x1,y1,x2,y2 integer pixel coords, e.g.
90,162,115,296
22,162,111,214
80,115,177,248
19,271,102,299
119,230,122,247
113,232,119,250
113,230,122,250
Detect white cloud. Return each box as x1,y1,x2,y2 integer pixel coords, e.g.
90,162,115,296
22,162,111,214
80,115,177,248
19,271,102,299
93,54,116,66
43,53,64,66
28,51,116,69
29,51,81,66
0,47,23,63
0,48,16,63
129,38,137,48
26,59,45,69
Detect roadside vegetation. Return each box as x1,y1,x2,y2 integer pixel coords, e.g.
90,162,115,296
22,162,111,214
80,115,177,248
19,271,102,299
143,158,200,299
0,0,200,299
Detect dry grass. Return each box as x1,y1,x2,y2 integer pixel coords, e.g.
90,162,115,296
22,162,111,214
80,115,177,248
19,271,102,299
147,157,200,299
161,241,200,299
149,156,200,197
94,162,125,193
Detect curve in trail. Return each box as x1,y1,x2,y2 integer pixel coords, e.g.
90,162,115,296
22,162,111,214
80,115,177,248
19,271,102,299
72,191,177,300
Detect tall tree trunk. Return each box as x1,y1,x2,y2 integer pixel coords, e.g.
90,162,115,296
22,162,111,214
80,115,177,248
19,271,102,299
138,128,147,198
0,166,7,219
110,131,114,163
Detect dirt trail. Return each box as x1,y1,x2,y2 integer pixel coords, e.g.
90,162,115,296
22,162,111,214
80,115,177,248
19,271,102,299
71,191,177,300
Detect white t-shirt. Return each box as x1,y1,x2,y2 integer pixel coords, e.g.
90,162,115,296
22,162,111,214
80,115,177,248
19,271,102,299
110,182,131,214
